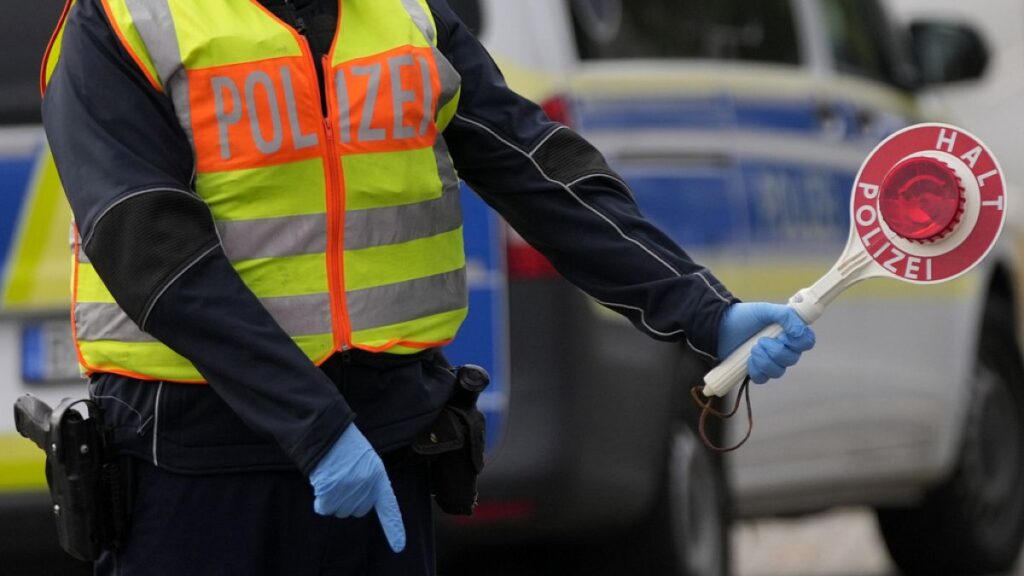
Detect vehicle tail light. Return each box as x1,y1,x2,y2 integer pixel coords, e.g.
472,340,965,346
448,500,537,524
504,95,573,281
540,95,574,127
879,156,965,242
506,227,559,280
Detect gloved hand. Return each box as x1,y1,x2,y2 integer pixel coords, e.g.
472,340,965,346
309,424,406,553
717,302,816,384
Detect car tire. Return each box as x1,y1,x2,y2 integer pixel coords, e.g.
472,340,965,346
877,293,1024,575
618,421,730,576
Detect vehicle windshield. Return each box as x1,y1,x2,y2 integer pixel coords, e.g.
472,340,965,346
570,0,800,65
821,0,914,88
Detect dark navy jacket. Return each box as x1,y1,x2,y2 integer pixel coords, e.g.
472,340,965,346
41,0,736,475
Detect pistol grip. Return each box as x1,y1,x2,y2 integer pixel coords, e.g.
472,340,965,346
14,394,53,451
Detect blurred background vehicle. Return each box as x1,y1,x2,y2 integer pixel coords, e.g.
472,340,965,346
438,1,1024,575
1,1,1022,576
0,2,94,574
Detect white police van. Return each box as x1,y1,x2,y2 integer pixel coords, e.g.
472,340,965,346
0,1,1020,575
438,1,1024,575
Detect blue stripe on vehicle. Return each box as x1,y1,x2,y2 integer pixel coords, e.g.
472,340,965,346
734,101,821,133
618,161,854,251
736,160,853,246
576,95,734,131
618,168,739,247
576,96,824,134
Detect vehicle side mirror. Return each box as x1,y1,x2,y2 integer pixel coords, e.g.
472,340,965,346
909,20,988,87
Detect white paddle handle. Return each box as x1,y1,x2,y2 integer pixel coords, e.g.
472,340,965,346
703,322,787,396
702,293,818,397
702,250,872,397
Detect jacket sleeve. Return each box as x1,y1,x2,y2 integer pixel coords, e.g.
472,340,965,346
427,0,737,360
41,0,351,475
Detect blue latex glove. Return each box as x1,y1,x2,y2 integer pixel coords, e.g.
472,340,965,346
717,302,816,384
310,424,406,553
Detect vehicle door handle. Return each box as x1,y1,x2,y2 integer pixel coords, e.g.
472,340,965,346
815,102,846,137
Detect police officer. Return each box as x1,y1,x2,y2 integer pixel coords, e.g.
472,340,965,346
40,0,815,574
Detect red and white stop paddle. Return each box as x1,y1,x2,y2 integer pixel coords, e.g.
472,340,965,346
703,123,1007,398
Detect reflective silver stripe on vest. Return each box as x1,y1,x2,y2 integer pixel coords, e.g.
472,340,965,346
344,131,461,251
217,214,328,261
433,134,459,197
398,0,460,110
125,0,195,148
77,292,332,342
344,186,460,250
72,224,91,264
169,76,195,149
400,0,435,44
433,48,460,109
347,268,466,331
259,293,333,335
75,219,343,337
76,303,155,342
124,0,178,87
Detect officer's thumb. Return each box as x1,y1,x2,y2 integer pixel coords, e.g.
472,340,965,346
773,307,815,352
375,482,406,553
759,304,807,341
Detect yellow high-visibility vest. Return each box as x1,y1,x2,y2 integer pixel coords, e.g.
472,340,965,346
43,0,466,382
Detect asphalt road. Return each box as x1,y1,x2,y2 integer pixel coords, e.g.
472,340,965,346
734,508,900,576
735,507,1022,576
439,507,1024,576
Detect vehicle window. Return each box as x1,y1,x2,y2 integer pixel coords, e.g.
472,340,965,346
0,0,65,125
821,0,908,87
570,0,800,65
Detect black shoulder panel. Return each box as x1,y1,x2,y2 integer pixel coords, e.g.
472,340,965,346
83,189,219,327
532,128,618,185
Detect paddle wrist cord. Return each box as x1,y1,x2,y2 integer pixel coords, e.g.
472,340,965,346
691,378,753,452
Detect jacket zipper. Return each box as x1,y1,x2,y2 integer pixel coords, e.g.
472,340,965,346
297,35,351,352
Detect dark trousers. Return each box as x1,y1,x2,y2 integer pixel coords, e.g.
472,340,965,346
95,459,435,576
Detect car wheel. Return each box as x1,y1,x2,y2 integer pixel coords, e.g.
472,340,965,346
619,421,730,576
877,293,1024,575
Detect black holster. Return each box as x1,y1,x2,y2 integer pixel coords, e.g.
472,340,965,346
13,395,133,561
408,364,488,516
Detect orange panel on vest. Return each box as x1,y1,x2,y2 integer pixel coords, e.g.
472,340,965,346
189,57,325,173
332,46,440,155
